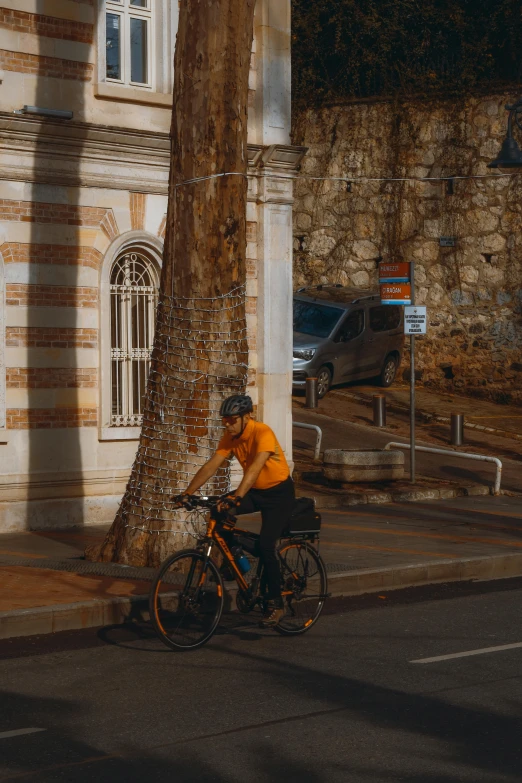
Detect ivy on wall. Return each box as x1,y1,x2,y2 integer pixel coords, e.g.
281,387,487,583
292,0,522,111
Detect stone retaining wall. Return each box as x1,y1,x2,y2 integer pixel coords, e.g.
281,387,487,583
292,95,522,403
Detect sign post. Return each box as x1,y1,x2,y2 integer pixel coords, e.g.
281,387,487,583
409,261,415,484
379,260,426,484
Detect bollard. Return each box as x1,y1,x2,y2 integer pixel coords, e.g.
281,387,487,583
450,413,464,446
305,377,318,408
372,394,386,427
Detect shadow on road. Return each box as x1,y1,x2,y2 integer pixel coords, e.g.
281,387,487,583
2,609,522,782
0,690,231,782
203,641,522,782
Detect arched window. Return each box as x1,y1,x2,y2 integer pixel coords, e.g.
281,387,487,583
110,250,159,426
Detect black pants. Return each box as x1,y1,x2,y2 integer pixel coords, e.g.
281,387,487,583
235,477,295,601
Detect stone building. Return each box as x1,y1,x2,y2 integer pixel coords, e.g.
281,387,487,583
0,0,304,531
292,98,522,404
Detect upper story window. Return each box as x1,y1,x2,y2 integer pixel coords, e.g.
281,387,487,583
106,0,152,87
110,250,159,427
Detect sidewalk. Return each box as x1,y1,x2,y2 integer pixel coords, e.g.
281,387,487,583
2,494,522,640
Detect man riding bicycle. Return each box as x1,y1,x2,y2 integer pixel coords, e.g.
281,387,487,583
178,394,295,628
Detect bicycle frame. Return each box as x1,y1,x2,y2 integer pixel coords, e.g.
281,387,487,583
200,514,255,594
199,514,317,603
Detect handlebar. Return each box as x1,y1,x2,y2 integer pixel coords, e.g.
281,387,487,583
173,495,226,511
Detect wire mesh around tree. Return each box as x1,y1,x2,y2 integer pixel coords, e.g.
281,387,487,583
115,284,248,538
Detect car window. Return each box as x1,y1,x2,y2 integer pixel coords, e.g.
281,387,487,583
293,300,344,338
369,305,401,332
334,309,364,342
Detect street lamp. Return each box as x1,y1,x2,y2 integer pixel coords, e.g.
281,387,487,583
488,97,522,169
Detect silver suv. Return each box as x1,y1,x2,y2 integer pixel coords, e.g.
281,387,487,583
293,286,404,398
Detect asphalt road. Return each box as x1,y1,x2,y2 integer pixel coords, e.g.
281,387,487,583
2,578,522,781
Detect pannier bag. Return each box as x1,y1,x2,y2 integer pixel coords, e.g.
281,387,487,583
285,497,321,535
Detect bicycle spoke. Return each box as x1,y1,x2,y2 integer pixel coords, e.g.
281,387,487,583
277,542,327,634
150,551,223,650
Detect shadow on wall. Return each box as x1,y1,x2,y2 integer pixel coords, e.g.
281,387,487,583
23,0,90,531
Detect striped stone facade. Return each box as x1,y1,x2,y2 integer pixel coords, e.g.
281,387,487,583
0,0,302,531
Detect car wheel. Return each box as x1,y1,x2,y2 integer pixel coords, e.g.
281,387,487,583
316,366,332,398
380,354,397,388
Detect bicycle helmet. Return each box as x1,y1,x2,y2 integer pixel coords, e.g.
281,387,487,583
219,394,253,417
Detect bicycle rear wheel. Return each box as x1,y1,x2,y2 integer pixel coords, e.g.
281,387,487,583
277,541,327,634
149,549,224,651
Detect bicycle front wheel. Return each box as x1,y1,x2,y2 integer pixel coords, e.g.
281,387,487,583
149,549,224,651
277,541,328,634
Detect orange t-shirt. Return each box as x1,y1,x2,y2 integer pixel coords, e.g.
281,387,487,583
216,418,290,490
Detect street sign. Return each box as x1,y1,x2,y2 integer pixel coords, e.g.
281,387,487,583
439,236,456,247
379,262,410,283
380,283,411,305
404,305,427,334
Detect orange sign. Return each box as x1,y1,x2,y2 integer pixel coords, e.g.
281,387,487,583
379,262,410,283
380,283,411,305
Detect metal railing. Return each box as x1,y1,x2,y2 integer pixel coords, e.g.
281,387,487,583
384,442,502,495
293,421,322,462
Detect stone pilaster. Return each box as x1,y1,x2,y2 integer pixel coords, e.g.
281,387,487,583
254,145,307,462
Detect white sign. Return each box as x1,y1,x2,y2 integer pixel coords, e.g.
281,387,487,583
404,305,427,335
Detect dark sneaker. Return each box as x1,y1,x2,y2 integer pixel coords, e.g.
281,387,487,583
259,600,284,628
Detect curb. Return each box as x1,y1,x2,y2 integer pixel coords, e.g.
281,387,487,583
3,550,522,640
0,594,149,641
326,552,522,596
331,389,522,443
297,482,490,510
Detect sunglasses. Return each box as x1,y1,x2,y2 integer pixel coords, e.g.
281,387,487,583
222,415,240,425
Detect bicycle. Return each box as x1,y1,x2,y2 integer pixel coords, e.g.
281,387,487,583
149,495,329,651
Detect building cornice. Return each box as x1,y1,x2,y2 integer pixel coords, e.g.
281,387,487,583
0,114,307,195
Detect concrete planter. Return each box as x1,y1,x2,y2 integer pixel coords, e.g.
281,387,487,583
323,449,405,483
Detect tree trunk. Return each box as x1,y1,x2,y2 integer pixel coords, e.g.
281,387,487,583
88,0,256,566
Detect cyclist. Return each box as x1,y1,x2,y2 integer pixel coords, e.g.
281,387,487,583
179,394,295,628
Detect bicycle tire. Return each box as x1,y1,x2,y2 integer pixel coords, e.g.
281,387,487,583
277,541,328,635
149,549,224,651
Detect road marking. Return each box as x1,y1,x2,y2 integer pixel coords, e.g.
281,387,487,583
0,728,46,740
411,642,522,664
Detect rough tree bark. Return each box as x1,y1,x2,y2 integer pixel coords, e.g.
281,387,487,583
87,0,256,566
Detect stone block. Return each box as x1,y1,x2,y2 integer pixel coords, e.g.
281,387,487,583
391,564,429,588
353,239,379,260
461,266,479,284
328,572,360,595
356,569,387,594
351,270,370,287
323,449,404,483
308,230,336,256
490,554,522,580
482,266,504,285
426,560,461,583
363,491,393,504
0,608,53,640
342,493,369,506
458,557,493,581
427,283,445,305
